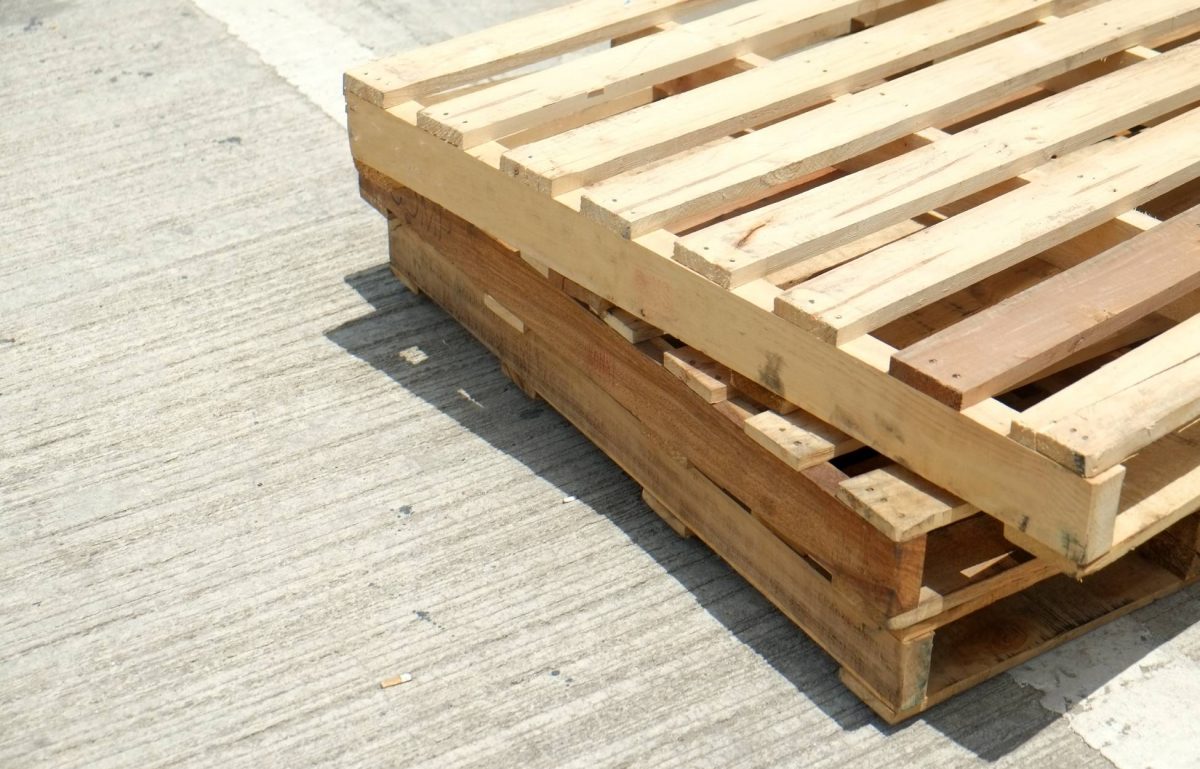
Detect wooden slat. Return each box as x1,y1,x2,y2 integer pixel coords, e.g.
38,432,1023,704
483,293,525,332
350,93,1122,567
680,40,1200,289
891,204,1200,409
583,0,1200,238
503,0,1060,195
1012,313,1200,477
743,410,861,471
775,102,1200,343
662,346,729,403
417,0,881,148
343,0,722,108
603,307,662,344
837,466,978,542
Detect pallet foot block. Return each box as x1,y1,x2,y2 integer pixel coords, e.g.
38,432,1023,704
346,0,1200,721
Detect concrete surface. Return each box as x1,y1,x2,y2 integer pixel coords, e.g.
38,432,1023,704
2,1,1198,767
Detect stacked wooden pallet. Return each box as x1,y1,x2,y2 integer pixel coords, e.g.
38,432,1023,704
344,0,1200,720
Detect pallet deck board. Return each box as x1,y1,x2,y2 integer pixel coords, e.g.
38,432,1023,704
343,0,724,107
505,0,1055,196
583,0,1198,239
775,101,1200,344
1014,310,1200,476
891,204,1200,410
417,0,881,148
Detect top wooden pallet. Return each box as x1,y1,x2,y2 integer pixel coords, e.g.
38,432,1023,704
345,0,1200,572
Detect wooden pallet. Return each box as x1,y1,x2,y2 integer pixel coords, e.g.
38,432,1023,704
346,0,1200,573
353,168,1200,722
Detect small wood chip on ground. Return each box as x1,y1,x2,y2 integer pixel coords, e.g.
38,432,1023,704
380,673,413,688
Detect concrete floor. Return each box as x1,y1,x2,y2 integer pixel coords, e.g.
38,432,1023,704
2,1,1198,767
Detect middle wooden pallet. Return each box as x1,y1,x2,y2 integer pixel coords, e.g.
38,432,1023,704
346,0,1200,572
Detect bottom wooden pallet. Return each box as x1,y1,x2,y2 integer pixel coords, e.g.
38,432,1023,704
358,167,1200,723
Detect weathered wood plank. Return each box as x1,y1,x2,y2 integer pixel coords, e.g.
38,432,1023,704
891,204,1200,409
417,0,882,147
1013,312,1200,477
584,0,1200,238
344,0,722,107
777,101,1200,343
504,0,1057,196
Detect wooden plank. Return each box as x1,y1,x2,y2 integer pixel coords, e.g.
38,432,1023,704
504,0,1061,196
371,174,927,617
838,465,977,542
891,205,1200,409
583,0,1200,238
1013,314,1200,477
744,410,861,472
681,40,1200,288
777,102,1200,344
603,307,662,344
343,0,722,107
662,346,729,404
482,293,525,332
349,95,1122,566
417,0,883,148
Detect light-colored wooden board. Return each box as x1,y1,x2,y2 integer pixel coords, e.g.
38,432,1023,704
891,204,1200,409
662,346,729,404
837,465,977,542
1013,311,1200,477
777,101,1200,343
504,0,1058,196
684,40,1200,289
603,307,663,344
483,293,525,332
744,410,860,472
417,0,883,147
584,0,1200,239
344,0,723,107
